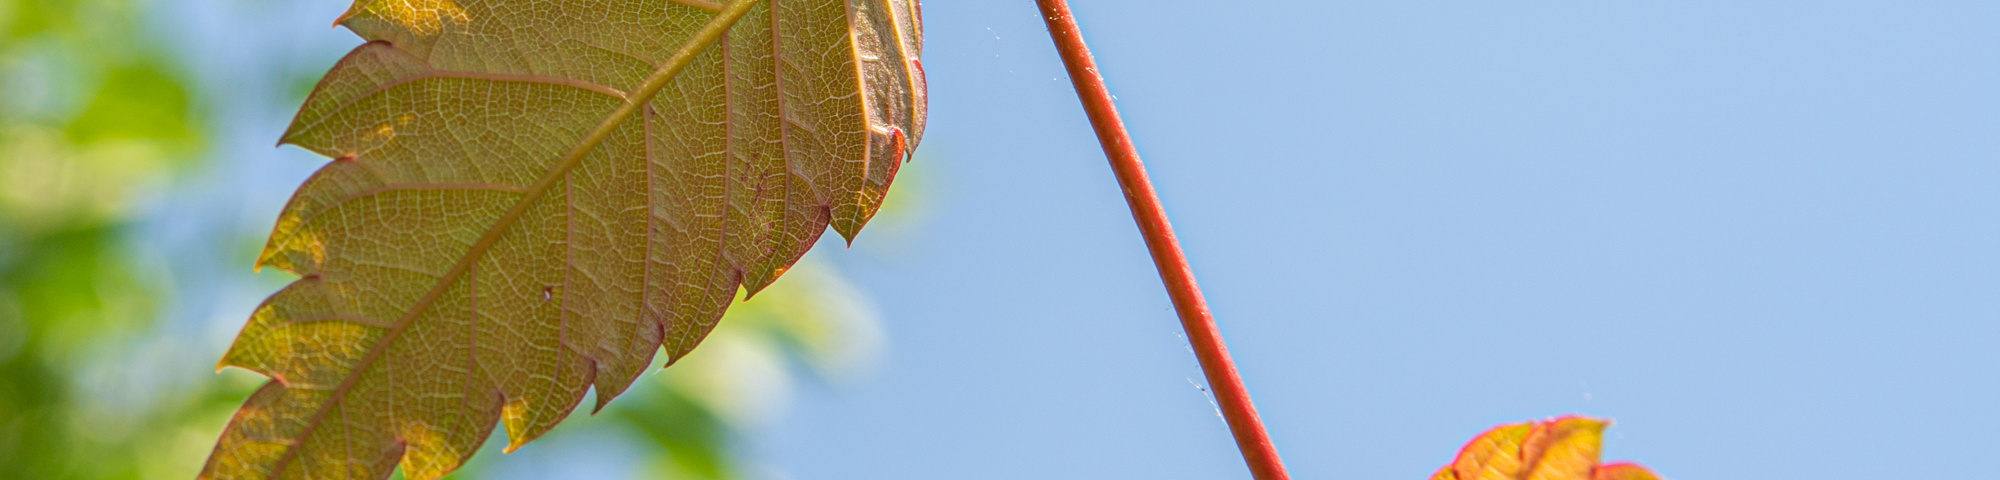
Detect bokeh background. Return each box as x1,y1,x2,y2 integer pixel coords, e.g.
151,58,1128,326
3,0,1997,479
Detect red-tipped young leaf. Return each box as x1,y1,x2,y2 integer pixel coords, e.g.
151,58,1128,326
1428,416,1667,480
201,0,925,478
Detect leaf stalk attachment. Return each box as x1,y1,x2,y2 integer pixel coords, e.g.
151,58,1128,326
1033,1,1293,479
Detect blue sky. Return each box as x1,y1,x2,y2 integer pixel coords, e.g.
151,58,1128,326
154,1,1999,478
768,1,2000,479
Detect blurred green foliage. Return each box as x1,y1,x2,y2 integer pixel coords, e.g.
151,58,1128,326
0,0,208,477
1,0,887,478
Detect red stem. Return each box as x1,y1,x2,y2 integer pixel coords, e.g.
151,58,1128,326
1032,2,1291,479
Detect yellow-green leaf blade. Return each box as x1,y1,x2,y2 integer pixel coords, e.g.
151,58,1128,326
202,0,924,478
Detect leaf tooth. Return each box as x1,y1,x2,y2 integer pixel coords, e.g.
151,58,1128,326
469,180,595,455
549,101,659,414
640,20,741,367
776,0,869,261
725,0,792,298
332,0,371,28
200,382,302,479
259,160,384,276
220,279,387,386
742,265,788,299
844,0,925,243
280,41,430,150
386,270,503,480
593,317,668,412
740,201,829,299
499,357,594,453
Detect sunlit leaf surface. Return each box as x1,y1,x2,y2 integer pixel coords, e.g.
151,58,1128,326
201,0,925,478
1428,416,1665,480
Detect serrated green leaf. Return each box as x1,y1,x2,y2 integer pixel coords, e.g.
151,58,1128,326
200,0,924,478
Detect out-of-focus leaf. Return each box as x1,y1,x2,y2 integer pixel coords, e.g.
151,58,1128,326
201,0,926,478
66,60,199,147
9,225,155,350
1,1,200,228
0,341,67,478
1,0,77,39
1,0,223,477
1428,416,1666,480
612,386,731,480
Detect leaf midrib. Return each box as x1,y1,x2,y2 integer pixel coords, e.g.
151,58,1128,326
263,1,766,476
